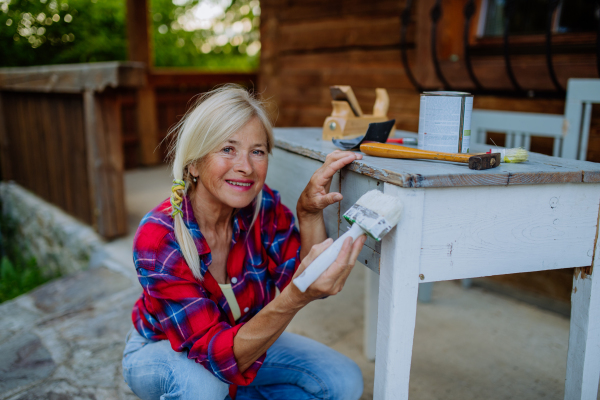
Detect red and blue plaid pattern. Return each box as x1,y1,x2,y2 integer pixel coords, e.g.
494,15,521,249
131,185,301,385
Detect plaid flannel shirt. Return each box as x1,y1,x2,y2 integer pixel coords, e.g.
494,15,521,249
131,185,302,386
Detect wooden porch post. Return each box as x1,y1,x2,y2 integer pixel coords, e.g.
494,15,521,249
126,0,160,165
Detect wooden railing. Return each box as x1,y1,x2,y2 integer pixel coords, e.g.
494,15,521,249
0,62,257,238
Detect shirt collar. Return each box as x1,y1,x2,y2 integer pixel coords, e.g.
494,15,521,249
181,194,256,252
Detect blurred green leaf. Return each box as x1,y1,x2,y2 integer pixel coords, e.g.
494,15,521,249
1,256,16,281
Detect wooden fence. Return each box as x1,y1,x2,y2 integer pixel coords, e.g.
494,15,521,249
0,62,257,238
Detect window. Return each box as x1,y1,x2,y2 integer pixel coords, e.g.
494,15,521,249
478,0,598,37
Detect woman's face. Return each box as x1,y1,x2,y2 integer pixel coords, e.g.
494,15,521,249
190,117,269,210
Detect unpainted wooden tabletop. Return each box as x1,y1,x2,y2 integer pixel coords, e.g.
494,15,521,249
273,128,600,188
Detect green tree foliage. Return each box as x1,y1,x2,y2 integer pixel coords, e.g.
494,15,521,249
0,0,259,69
0,0,128,66
151,0,260,70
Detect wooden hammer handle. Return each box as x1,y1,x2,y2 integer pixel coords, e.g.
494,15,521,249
360,143,473,163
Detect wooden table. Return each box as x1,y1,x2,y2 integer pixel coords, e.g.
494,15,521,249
265,128,600,400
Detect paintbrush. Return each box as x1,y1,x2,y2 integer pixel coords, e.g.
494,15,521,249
488,147,529,163
293,190,403,292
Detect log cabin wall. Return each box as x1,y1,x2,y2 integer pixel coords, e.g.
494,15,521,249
258,0,599,161
257,0,600,312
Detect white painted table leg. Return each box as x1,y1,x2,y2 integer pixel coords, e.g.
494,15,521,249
364,266,379,361
374,185,424,400
564,267,600,400
418,282,433,303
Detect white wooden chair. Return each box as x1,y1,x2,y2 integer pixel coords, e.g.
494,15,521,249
471,78,600,160
416,78,600,306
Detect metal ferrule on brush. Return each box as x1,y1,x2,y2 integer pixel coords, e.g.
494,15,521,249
343,205,392,241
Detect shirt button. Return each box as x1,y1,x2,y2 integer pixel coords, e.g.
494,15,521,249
244,307,249,313
231,277,238,284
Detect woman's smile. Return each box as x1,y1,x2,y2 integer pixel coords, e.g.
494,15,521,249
225,179,255,191
189,116,269,212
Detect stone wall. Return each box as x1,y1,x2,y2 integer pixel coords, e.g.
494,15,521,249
0,181,105,277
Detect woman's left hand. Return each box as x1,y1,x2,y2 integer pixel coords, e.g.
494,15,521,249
297,150,362,219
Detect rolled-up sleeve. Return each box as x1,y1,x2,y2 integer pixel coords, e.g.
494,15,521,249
136,233,265,385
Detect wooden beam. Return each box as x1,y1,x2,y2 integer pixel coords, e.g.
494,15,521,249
83,90,128,238
148,71,257,88
126,0,161,165
126,0,152,65
136,87,160,165
0,62,146,93
0,94,10,181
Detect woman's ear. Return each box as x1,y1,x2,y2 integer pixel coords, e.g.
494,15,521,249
188,162,199,179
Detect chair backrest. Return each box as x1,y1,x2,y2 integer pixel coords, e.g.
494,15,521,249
471,78,600,160
561,79,600,160
470,110,563,156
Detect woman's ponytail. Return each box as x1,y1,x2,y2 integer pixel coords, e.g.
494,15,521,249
170,178,202,280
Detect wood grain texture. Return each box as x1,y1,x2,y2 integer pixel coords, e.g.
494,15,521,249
418,184,600,282
268,0,408,22
0,94,10,181
83,90,127,238
0,62,146,93
278,16,413,54
136,87,160,165
1,92,91,224
273,128,600,188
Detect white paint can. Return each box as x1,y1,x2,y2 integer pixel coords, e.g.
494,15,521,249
418,91,473,153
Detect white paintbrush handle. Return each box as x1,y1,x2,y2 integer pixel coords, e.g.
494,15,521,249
293,224,365,292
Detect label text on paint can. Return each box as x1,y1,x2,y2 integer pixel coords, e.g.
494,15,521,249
418,92,473,154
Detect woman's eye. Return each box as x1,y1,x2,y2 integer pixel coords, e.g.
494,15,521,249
222,147,234,154
253,149,265,156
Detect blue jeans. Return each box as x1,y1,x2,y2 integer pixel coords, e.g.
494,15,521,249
122,328,363,400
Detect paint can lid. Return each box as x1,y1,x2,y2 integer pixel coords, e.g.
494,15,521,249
422,91,473,97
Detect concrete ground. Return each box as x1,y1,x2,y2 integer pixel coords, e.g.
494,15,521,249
1,164,596,399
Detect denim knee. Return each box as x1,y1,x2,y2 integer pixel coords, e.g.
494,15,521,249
325,356,363,400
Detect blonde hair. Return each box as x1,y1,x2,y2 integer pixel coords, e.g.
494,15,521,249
168,84,274,281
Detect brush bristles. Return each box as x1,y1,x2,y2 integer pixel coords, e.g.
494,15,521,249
342,190,403,240
355,190,403,226
504,147,528,163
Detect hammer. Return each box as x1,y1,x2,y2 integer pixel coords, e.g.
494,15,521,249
359,143,501,170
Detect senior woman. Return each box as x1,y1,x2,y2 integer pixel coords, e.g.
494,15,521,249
122,85,367,400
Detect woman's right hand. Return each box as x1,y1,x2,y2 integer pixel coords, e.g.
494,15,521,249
286,234,366,305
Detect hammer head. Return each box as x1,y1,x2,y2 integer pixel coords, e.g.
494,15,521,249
468,153,501,170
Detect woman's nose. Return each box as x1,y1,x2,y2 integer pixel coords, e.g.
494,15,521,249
234,153,253,174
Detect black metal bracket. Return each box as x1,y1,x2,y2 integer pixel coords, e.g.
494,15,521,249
546,0,564,93
430,0,452,90
503,0,524,94
398,0,581,99
463,0,484,91
400,0,424,92
597,0,600,77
